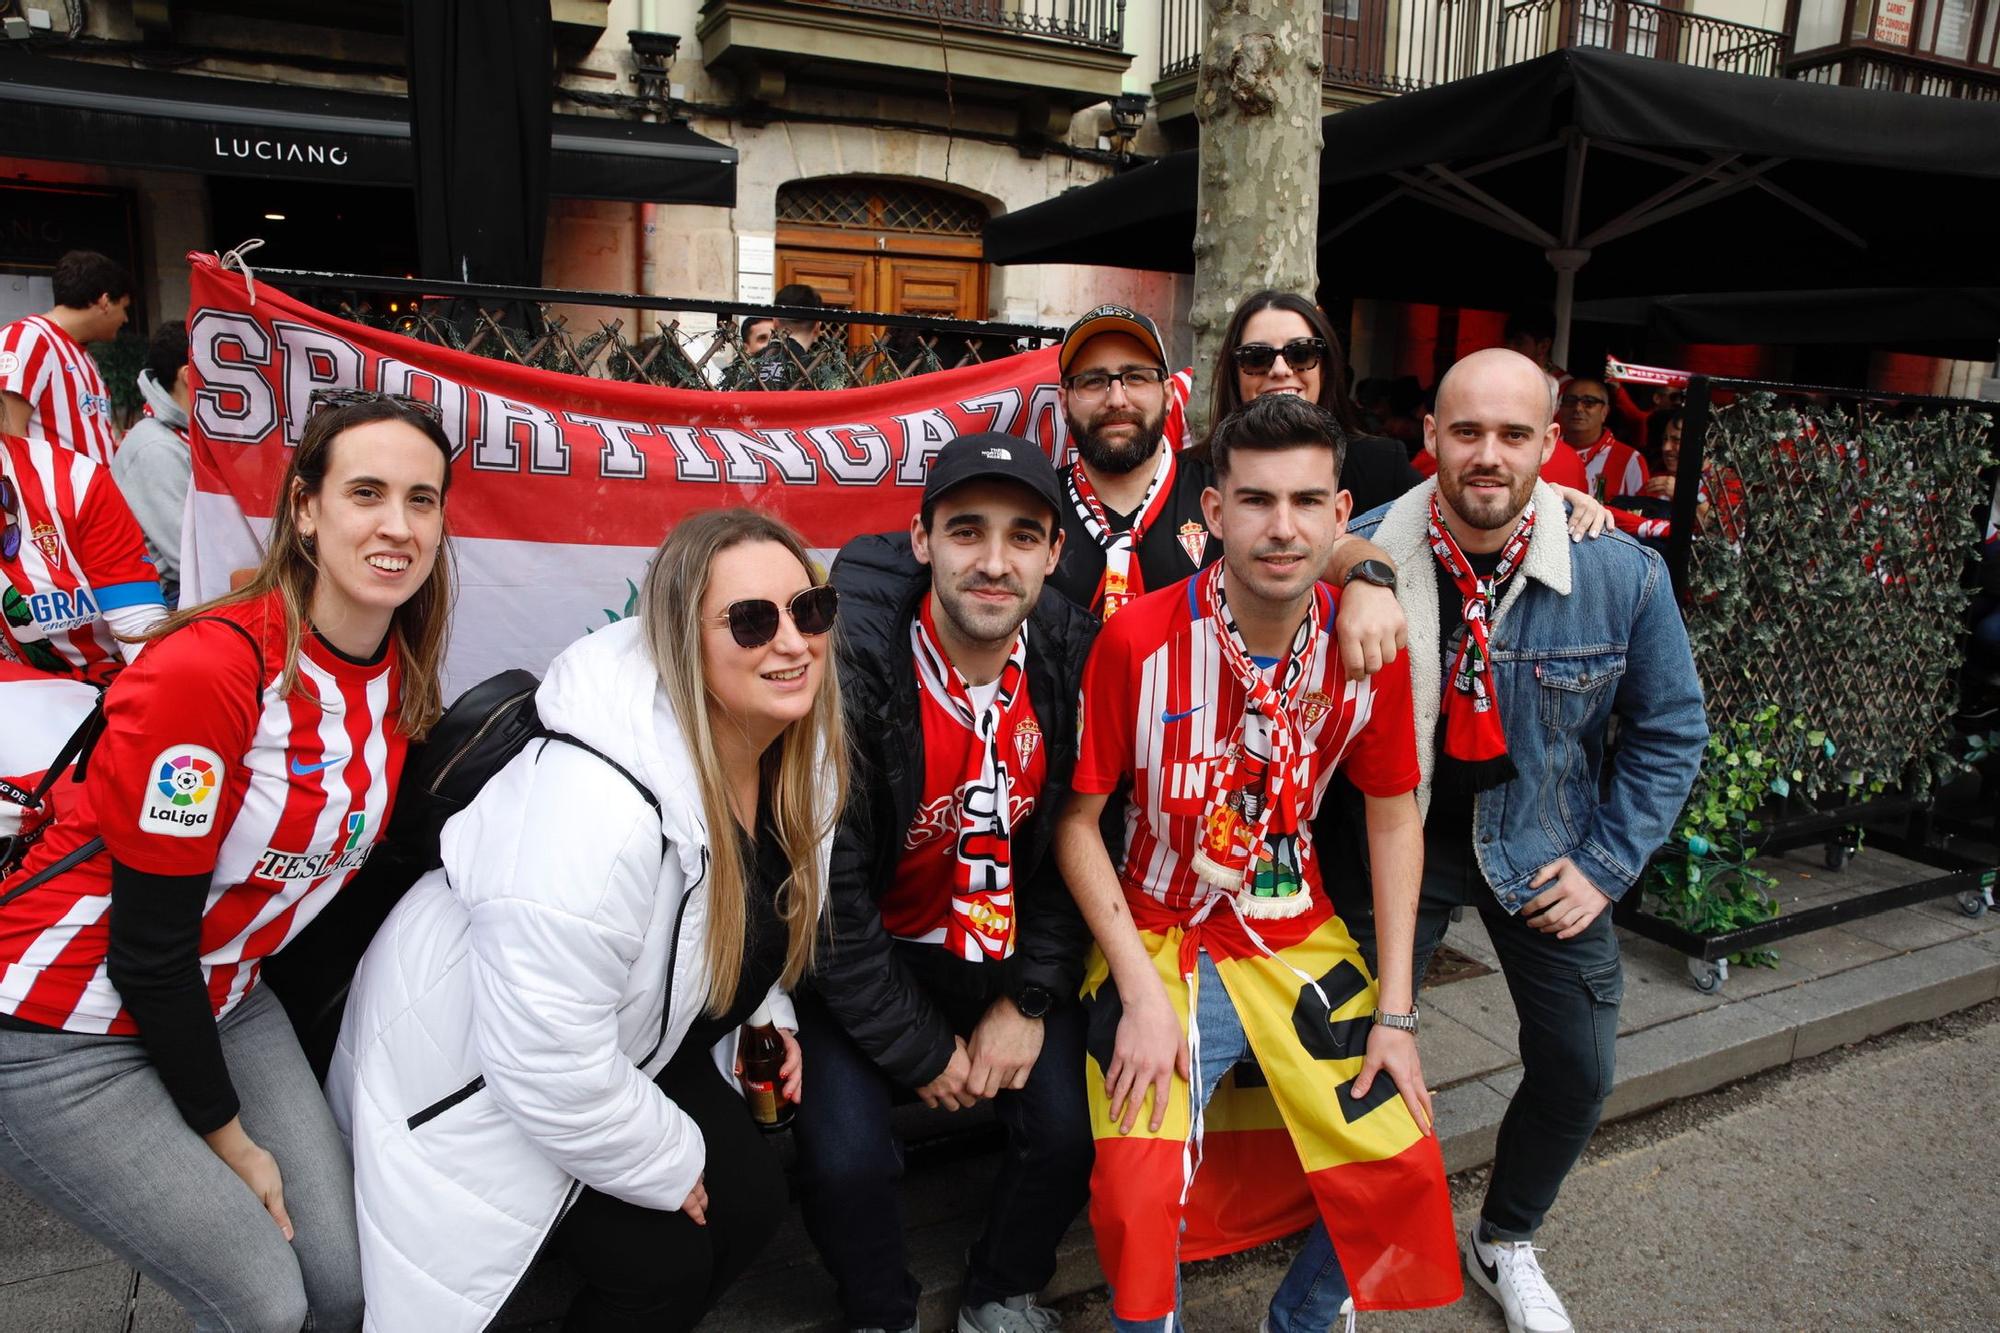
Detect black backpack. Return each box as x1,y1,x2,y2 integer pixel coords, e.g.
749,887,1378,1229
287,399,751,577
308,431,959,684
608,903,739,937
266,668,661,1077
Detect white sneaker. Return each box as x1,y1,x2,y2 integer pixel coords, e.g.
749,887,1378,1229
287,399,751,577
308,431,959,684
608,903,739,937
1463,1228,1574,1333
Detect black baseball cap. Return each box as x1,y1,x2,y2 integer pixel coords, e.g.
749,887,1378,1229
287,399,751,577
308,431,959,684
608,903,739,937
1060,303,1168,375
923,432,1063,520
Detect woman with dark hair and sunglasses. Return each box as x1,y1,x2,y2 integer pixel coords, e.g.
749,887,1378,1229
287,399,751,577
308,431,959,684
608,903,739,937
1204,290,1423,517
0,393,455,1331
1208,291,1612,537
332,508,848,1332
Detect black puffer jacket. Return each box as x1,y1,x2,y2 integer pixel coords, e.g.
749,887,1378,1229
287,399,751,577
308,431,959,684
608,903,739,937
814,532,1098,1088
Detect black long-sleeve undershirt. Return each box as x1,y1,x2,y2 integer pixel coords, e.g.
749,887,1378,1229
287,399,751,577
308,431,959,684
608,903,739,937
104,858,240,1134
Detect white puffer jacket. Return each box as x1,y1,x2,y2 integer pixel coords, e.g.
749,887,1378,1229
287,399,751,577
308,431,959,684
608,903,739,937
326,617,831,1331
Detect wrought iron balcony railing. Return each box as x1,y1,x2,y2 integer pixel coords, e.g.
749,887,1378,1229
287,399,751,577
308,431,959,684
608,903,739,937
794,0,1127,51
1160,0,1784,96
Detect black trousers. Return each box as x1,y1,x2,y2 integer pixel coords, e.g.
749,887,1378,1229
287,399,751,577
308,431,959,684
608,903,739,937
549,1043,788,1332
1342,834,1624,1242
790,986,1094,1329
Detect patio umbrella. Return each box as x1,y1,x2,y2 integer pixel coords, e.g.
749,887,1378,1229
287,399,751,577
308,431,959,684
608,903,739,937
985,48,2000,363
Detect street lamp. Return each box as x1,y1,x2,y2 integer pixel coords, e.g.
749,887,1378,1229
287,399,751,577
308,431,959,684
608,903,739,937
628,29,686,123
1107,92,1149,163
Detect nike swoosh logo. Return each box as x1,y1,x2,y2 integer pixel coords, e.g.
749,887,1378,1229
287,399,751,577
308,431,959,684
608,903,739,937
1477,1253,1500,1286
1160,704,1205,724
290,757,340,776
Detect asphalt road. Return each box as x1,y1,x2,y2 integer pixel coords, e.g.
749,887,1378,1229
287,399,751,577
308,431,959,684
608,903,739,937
1057,1000,2000,1331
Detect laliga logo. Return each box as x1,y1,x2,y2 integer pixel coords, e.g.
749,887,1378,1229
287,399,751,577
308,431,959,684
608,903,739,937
157,753,217,807
142,746,223,837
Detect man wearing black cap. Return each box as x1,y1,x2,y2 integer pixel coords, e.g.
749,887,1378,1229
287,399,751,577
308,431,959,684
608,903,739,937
1051,304,1409,684
794,432,1099,1333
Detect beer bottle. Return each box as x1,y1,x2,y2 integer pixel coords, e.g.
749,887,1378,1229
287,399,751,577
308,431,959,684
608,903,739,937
739,1001,794,1133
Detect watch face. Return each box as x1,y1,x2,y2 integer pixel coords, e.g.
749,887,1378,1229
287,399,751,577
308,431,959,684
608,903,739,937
1018,986,1053,1018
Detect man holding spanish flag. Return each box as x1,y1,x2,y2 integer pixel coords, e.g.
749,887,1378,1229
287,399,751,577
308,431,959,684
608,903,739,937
1054,392,1460,1332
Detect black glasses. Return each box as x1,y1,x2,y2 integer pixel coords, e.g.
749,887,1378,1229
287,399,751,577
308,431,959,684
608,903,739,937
1232,338,1326,375
1,476,18,562
1062,366,1170,398
307,387,445,424
1559,393,1607,410
713,585,840,649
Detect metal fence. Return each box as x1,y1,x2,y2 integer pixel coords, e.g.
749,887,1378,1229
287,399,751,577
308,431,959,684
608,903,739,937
1161,0,1785,92
263,269,1063,392
1622,375,2000,983
803,0,1126,49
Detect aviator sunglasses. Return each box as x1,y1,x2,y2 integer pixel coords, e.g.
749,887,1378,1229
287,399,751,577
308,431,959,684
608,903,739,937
713,584,841,649
1,476,19,562
1231,337,1327,375
307,387,445,424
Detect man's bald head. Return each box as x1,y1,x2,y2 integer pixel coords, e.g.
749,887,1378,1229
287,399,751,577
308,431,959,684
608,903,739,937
1436,348,1558,429
1424,348,1561,549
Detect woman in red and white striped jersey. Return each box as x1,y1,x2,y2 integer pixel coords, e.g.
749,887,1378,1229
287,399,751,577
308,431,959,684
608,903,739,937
0,393,454,1332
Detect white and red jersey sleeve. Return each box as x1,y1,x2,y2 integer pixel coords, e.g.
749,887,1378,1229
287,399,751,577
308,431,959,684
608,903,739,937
1158,366,1195,454
89,618,267,874
0,317,119,464
0,435,163,684
1334,645,1421,800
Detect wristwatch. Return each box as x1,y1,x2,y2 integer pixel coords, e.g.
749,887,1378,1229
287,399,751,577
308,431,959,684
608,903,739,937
1371,1005,1421,1034
1343,558,1399,592
1014,984,1055,1020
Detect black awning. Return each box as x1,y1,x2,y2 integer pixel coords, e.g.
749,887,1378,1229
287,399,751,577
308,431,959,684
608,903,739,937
985,48,2000,312
1574,287,2000,362
0,54,736,206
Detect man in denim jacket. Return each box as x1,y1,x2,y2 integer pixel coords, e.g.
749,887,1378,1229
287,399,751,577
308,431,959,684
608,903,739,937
1343,348,1706,1333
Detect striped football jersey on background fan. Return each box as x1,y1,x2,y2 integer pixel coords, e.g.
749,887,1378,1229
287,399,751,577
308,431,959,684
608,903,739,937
0,316,120,465
0,434,161,684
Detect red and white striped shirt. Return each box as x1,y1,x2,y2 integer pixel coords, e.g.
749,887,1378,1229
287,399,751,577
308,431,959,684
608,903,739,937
1569,429,1650,501
0,316,120,465
1073,578,1420,913
0,590,406,1033
1,434,162,685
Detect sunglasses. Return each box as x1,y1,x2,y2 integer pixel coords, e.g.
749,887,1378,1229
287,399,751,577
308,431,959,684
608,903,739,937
1560,394,1608,409
713,585,840,649
307,387,445,424
1,476,18,562
1232,338,1326,375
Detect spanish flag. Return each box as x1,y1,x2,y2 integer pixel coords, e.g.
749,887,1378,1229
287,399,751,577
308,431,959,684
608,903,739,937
1082,897,1461,1322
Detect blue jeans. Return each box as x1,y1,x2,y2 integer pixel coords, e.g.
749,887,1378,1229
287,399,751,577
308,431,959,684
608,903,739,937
1109,951,1352,1333
1346,835,1624,1243
0,983,362,1331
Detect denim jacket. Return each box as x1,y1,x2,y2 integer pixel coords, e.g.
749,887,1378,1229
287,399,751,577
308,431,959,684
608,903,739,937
1348,478,1707,911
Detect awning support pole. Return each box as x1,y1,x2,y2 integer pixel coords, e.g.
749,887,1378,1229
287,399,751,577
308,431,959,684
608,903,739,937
1550,132,1590,368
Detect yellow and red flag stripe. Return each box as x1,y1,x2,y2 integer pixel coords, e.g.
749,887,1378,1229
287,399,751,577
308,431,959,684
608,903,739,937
1081,898,1461,1321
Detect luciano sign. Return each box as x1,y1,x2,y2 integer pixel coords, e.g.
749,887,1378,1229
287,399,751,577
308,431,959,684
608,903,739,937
210,137,355,169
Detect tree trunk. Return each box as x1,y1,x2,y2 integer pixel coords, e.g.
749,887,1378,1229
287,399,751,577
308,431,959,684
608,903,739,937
1188,0,1323,442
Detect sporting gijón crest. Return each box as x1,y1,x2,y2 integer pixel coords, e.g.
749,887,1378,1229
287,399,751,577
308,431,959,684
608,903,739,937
1012,717,1041,771
1177,520,1208,567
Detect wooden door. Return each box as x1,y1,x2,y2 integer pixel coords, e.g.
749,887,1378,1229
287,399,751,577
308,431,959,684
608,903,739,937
775,247,984,360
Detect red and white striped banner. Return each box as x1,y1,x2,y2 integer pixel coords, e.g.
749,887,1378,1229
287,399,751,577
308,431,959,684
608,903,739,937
183,253,1073,695
1603,355,1691,389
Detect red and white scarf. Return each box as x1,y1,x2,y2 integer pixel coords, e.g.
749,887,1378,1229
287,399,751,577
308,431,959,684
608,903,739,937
1428,493,1534,793
1067,445,1176,618
1188,561,1323,919
911,599,1025,961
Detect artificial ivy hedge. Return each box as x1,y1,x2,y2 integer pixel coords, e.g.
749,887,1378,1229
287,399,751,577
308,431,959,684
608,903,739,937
1643,394,1995,950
